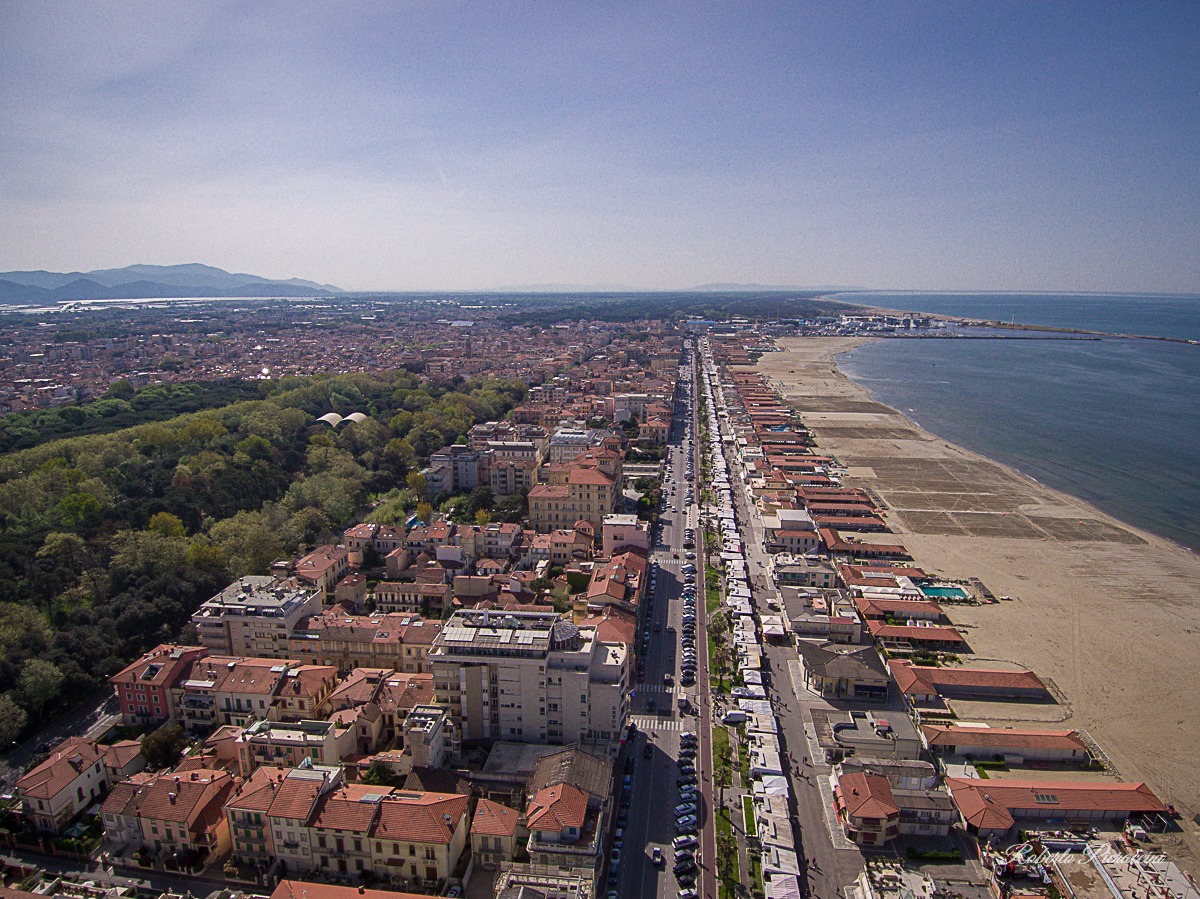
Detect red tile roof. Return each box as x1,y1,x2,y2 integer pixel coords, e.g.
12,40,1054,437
312,783,389,833
16,737,104,800
226,766,290,813
837,772,899,820
138,769,234,829
110,644,207,689
854,597,944,619
526,782,588,832
922,725,1088,753
271,881,427,899
868,621,966,643
374,791,468,844
267,772,330,821
889,660,1046,695
471,798,519,837
946,779,1166,831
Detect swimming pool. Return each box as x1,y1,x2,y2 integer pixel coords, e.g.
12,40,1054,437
919,585,969,599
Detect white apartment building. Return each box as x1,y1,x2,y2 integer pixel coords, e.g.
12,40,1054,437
430,610,628,750
191,576,322,657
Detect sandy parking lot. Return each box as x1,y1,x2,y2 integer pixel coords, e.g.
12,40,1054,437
757,337,1200,872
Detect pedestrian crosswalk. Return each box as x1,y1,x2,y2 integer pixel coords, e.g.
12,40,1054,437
630,716,688,732
637,683,681,694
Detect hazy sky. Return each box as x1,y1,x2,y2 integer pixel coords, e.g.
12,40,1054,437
1,2,1198,292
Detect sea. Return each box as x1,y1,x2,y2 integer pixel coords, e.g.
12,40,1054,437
832,292,1200,552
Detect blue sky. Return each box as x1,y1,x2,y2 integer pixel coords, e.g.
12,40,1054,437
1,2,1197,292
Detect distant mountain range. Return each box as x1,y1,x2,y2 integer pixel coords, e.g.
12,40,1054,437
0,263,341,303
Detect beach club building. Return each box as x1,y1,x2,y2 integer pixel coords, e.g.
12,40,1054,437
945,779,1168,838
867,620,969,654
921,725,1092,763
889,660,1051,706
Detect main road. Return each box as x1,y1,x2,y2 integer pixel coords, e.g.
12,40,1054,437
616,353,714,899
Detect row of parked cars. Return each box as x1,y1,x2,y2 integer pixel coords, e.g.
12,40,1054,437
672,730,701,892
679,561,697,688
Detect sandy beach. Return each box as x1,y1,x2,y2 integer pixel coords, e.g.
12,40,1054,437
757,337,1200,871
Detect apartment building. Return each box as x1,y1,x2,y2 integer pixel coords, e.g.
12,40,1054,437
545,428,617,464
429,610,628,748
191,576,322,657
115,769,235,862
369,791,470,890
287,611,441,672
601,514,649,557
528,465,619,534
235,719,356,775
426,445,491,498
214,658,298,727
294,545,351,598
486,440,545,496
110,644,209,727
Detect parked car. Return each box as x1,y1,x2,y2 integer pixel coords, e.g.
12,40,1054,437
674,859,699,878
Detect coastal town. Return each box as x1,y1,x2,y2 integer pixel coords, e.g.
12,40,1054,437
1,304,1198,899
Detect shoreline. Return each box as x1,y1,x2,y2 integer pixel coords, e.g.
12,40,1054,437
757,336,1200,873
832,337,1199,557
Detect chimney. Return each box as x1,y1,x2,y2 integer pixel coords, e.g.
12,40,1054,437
169,792,177,804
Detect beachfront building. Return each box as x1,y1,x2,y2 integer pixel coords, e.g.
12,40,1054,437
921,725,1092,763
946,779,1167,839
773,555,837,588
867,620,969,654
795,642,890,700
889,660,1050,706
833,772,900,846
763,509,819,554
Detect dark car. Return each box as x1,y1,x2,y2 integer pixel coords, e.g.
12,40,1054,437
673,860,699,878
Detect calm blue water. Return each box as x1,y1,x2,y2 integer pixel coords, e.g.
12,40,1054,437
836,295,1200,552
835,291,1200,341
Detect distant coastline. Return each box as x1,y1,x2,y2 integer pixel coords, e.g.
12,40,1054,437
835,333,1200,554
759,338,1200,875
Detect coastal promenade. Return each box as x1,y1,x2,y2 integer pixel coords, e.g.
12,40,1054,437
758,337,1200,874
